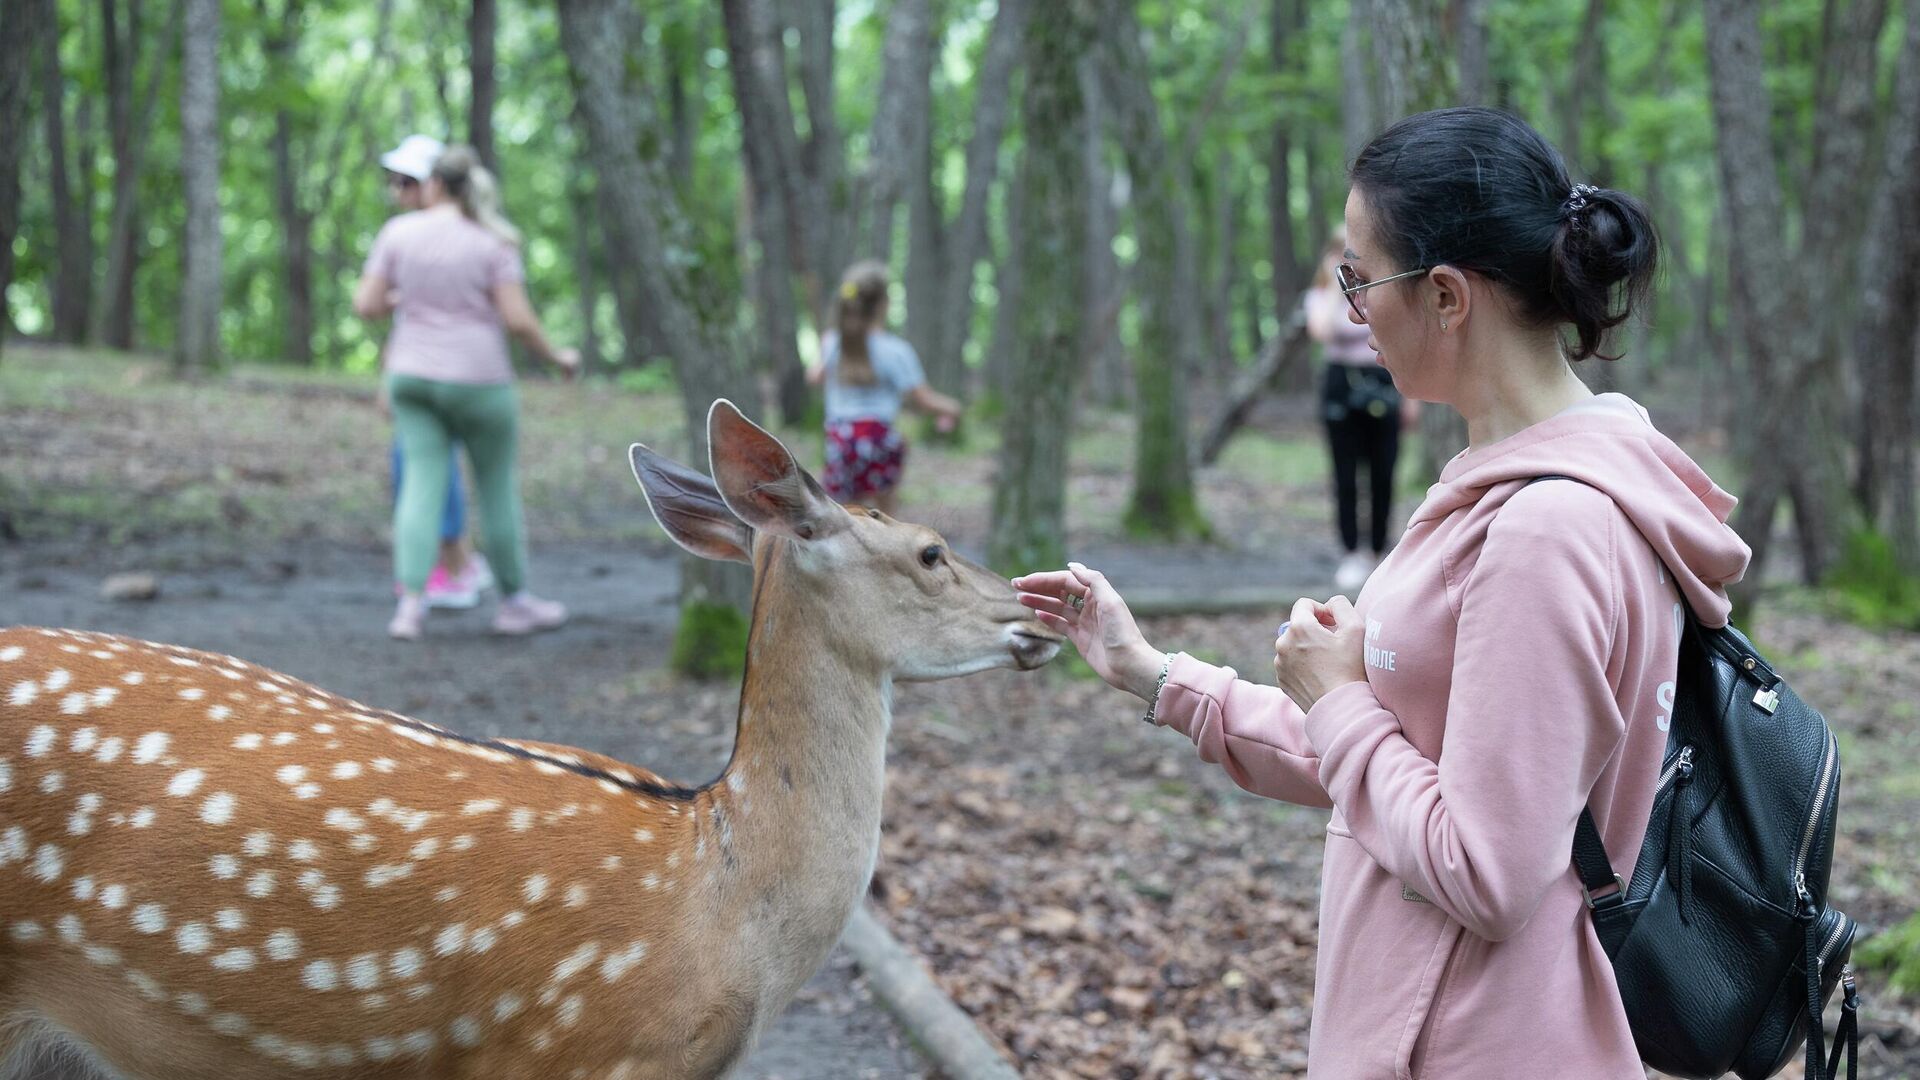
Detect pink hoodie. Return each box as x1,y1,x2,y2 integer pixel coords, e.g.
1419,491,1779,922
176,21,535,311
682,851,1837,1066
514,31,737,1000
1154,395,1751,1078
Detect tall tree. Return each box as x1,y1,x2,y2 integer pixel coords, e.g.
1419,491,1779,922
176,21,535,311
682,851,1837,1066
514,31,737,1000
1267,0,1310,319
175,0,223,375
1703,0,1887,604
260,0,314,365
989,0,1092,573
39,0,94,344
559,0,758,674
926,0,1030,400
1454,0,1491,106
719,0,807,424
95,0,171,349
0,0,38,351
468,0,497,172
862,0,935,265
1098,3,1208,541
1849,0,1920,568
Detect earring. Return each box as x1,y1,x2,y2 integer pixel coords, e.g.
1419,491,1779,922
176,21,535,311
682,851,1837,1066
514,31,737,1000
1440,320,1449,330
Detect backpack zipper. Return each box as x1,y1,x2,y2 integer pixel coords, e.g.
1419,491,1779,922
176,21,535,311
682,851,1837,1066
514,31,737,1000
1817,913,1853,972
1656,745,1695,795
1792,732,1839,912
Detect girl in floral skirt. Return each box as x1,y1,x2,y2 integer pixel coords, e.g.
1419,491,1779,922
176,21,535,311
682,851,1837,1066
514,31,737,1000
807,260,962,514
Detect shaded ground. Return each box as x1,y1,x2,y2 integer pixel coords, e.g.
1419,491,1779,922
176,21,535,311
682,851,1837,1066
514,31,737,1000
5,345,1918,1078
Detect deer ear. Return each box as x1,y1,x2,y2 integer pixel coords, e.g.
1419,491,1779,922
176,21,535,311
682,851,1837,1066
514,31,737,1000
629,443,753,564
706,400,845,542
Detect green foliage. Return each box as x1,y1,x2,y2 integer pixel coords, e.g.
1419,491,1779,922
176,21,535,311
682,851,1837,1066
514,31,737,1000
668,600,749,681
1856,913,1920,995
1823,529,1920,630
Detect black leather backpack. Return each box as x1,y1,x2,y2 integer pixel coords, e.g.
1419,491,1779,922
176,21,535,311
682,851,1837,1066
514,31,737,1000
1528,477,1862,1080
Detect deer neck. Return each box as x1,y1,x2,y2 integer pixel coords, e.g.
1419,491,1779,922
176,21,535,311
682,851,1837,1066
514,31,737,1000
683,560,893,996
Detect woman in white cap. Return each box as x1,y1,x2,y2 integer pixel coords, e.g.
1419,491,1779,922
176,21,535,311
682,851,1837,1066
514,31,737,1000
355,144,579,640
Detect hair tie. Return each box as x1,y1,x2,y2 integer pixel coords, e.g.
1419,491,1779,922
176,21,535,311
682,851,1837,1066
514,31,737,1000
840,281,859,300
1562,184,1601,230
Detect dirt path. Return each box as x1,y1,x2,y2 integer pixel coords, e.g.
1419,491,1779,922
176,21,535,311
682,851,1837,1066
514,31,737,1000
0,537,929,1080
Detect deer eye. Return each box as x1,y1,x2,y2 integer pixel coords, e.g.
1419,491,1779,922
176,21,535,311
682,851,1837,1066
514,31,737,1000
920,545,944,568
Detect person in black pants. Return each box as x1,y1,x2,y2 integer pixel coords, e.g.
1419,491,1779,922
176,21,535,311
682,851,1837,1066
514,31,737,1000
1307,234,1413,592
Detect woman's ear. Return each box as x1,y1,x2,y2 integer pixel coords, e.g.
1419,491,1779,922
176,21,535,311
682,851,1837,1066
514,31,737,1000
1427,265,1471,330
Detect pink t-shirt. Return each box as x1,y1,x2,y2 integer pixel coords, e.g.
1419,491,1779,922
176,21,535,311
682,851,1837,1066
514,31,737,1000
363,208,525,385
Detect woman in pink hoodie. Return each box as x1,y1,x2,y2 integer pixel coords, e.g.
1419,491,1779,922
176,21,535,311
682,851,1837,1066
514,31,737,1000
1017,108,1752,1078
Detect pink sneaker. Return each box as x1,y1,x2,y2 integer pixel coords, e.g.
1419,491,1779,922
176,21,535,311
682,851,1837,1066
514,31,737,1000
424,563,481,610
492,592,567,636
388,594,427,640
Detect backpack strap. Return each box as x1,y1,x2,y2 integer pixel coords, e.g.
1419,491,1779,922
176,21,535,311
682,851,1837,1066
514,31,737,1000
1518,477,1633,945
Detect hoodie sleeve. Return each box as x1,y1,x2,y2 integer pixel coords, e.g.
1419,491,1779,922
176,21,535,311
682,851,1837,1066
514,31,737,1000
1302,486,1629,941
1153,653,1332,809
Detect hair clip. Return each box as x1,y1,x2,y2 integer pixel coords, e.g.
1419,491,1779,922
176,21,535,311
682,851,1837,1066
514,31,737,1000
840,281,859,300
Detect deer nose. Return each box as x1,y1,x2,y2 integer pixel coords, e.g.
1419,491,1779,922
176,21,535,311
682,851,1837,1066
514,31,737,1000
1008,621,1063,670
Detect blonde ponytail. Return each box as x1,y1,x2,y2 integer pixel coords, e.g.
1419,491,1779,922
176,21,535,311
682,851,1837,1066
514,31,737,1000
431,145,522,247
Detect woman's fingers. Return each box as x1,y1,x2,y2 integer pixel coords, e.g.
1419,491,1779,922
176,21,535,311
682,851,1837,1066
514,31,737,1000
1012,569,1081,599
1017,593,1078,621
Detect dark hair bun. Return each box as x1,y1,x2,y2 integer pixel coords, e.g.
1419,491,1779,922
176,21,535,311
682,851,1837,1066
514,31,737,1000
1351,108,1660,361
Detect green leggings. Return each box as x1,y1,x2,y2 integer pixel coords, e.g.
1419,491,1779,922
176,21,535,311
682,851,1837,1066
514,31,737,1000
389,374,527,595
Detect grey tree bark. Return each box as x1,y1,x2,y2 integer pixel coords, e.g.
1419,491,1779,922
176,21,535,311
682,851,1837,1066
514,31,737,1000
862,0,935,264
39,0,94,345
558,0,757,646
467,0,497,173
928,0,1030,400
175,0,223,376
260,0,313,366
1454,0,1491,105
719,0,807,424
1849,0,1920,567
788,0,848,322
0,0,36,351
1080,56,1127,410
989,0,1093,573
1097,3,1206,541
1703,0,1886,606
96,0,171,349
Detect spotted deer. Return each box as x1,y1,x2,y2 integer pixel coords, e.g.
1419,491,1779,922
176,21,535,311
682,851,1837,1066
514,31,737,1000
0,400,1062,1080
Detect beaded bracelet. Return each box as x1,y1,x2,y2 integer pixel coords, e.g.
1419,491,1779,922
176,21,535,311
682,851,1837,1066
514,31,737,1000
1141,652,1176,725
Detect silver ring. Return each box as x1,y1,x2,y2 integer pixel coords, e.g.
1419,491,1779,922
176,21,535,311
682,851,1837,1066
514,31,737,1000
1068,593,1085,613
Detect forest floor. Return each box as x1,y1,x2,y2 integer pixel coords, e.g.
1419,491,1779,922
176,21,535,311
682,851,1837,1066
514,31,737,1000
4,343,1918,1078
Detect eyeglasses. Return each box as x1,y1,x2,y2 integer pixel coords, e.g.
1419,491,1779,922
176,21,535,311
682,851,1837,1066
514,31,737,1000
1335,262,1430,320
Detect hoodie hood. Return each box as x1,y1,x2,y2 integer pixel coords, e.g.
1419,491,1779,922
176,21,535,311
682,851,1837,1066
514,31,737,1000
1409,393,1751,625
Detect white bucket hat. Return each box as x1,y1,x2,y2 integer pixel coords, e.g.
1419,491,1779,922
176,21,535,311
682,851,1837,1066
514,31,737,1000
379,134,445,182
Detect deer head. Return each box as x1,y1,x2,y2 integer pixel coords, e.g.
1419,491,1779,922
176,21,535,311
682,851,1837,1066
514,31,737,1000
629,400,1063,681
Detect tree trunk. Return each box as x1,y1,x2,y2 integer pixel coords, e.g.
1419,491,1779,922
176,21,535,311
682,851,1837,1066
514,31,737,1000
559,0,757,662
989,0,1092,574
467,0,497,172
175,0,222,376
1455,0,1491,105
1267,0,1308,321
1559,0,1606,171
1097,3,1206,542
1703,0,1884,607
904,90,945,399
862,0,934,265
1849,0,1920,544
1080,56,1127,410
719,0,808,425
39,0,92,344
785,0,845,327
263,0,312,366
1340,0,1374,163
929,0,1030,400
570,177,604,369
0,0,40,350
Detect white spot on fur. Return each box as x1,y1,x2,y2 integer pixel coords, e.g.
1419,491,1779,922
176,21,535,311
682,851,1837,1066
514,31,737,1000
286,839,319,862
10,921,43,942
200,792,236,825
175,992,210,1016
462,799,501,816
509,808,535,831
213,908,246,932
390,947,425,979
276,765,307,785
233,733,263,750
302,958,339,992
242,830,274,857
7,681,38,707
168,769,205,797
209,854,240,879
132,904,168,934
565,884,589,908
128,806,154,829
210,1014,248,1036
175,922,211,954
207,704,232,721
493,993,524,1021
331,761,362,780
0,646,21,662
211,947,255,971
98,883,128,908
56,914,83,942
246,870,277,898
44,670,71,692
31,843,63,882
121,671,145,685
68,728,97,754
132,732,170,764
436,887,460,903
365,864,412,887
522,875,550,904
25,725,56,757
38,770,64,793
71,876,95,901
94,737,124,764
178,687,205,701
433,925,467,956
372,758,397,773
265,928,301,961
346,953,381,990
272,732,297,746
600,940,648,982
450,1016,482,1047
468,927,498,953
124,970,165,1001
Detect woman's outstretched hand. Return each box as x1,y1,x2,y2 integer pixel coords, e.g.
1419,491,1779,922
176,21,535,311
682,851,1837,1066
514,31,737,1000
1013,562,1165,701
